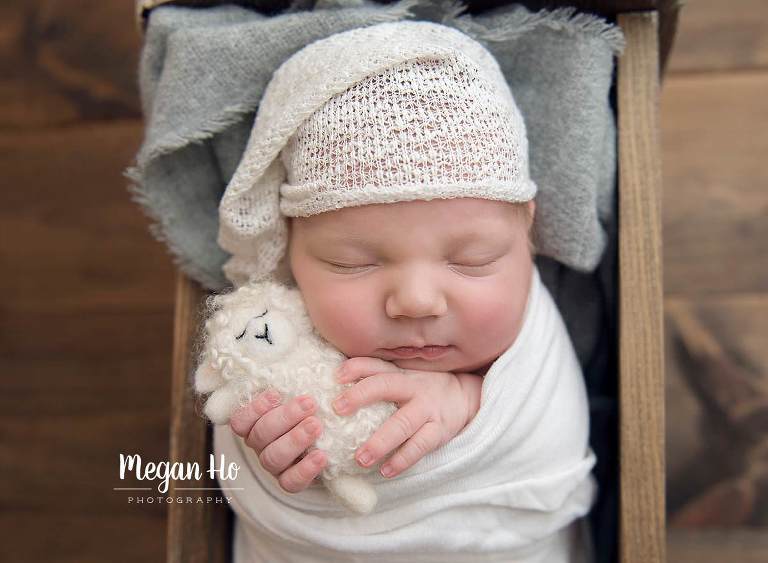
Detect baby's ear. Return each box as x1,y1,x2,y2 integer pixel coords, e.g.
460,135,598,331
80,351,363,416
526,199,536,222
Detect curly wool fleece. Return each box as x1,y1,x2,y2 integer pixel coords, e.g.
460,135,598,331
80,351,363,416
194,280,397,514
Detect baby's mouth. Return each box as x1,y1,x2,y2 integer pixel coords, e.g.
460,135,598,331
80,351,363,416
382,345,453,360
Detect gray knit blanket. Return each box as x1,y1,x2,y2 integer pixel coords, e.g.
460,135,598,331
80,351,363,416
126,0,623,292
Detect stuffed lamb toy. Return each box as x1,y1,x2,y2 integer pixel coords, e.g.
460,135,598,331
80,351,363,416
194,280,397,514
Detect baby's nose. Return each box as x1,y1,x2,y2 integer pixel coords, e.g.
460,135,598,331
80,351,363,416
385,274,448,319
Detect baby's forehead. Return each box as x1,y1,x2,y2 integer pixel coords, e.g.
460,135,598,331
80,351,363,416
296,197,524,226
290,197,528,247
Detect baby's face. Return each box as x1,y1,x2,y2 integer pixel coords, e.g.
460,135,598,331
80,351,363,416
288,198,535,374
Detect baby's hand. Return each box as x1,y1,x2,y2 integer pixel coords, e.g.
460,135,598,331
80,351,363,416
229,391,327,494
333,357,483,479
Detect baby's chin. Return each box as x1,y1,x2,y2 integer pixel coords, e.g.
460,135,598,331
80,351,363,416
379,353,492,375
388,358,456,373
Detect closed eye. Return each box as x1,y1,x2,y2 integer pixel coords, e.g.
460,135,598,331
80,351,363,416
234,309,268,340
326,261,375,272
450,259,499,268
448,259,500,276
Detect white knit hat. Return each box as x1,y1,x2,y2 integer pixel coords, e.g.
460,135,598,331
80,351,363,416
219,20,536,286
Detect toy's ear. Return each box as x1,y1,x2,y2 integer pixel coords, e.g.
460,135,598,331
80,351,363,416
194,362,223,394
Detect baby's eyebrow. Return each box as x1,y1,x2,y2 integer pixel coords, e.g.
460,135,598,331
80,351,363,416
446,231,496,245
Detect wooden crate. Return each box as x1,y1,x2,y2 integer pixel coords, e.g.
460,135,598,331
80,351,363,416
148,2,674,561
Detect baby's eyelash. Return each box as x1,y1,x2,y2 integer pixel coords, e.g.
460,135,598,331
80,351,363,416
450,259,499,268
324,260,500,274
327,261,374,270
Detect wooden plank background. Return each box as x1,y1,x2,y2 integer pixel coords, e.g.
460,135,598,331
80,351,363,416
1,0,766,561
661,0,768,560
0,2,171,561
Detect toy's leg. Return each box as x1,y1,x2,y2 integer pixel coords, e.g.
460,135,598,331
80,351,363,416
324,475,379,515
203,387,241,425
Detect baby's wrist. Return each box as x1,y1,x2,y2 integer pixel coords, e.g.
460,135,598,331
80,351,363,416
455,373,483,428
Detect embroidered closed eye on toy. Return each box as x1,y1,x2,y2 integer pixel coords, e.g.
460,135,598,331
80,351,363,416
194,279,397,515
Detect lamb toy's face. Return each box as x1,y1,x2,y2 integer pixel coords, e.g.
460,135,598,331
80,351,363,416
213,305,298,365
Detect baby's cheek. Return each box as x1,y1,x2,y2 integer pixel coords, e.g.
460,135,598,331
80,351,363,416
310,290,378,355
462,289,525,345
465,300,510,335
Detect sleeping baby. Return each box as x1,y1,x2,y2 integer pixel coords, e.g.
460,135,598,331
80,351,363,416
209,20,597,563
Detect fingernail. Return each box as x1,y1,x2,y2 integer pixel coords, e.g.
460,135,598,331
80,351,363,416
336,366,346,382
381,464,394,477
357,450,372,466
299,397,314,412
265,391,281,405
304,419,319,435
333,397,348,413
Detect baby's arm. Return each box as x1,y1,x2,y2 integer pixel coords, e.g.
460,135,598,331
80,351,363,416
333,358,484,479
455,372,484,428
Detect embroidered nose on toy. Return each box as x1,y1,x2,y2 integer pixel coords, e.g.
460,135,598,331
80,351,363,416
235,310,273,345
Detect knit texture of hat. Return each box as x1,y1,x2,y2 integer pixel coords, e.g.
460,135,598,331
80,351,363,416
219,20,537,287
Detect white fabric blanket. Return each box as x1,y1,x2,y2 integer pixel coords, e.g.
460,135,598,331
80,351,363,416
213,265,597,562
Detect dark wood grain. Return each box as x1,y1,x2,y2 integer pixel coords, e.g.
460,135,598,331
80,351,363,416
167,273,232,563
0,310,171,563
668,528,768,563
0,121,174,313
0,117,174,561
0,0,141,128
660,72,768,297
0,513,166,563
664,295,768,526
667,0,768,74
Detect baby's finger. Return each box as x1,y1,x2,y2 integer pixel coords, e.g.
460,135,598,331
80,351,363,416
245,395,317,453
337,356,404,383
378,421,443,478
229,389,282,437
353,402,429,470
333,372,413,415
258,415,323,475
277,449,327,494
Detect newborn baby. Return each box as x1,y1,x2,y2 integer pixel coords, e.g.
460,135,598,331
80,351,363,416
212,20,597,563
216,197,597,563
232,197,536,489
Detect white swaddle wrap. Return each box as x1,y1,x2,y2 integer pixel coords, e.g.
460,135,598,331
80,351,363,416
213,265,597,562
